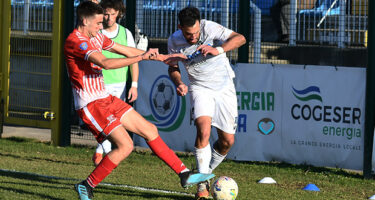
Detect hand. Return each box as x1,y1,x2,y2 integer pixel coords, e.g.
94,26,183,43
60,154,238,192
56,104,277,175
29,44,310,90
127,87,138,103
176,83,188,96
158,53,187,65
197,45,219,57
142,48,159,60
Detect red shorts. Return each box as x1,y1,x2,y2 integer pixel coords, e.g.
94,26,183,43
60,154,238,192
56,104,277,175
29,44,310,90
77,95,132,143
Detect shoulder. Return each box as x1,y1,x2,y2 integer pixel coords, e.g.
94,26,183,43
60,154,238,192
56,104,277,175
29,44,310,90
65,30,88,51
201,19,221,30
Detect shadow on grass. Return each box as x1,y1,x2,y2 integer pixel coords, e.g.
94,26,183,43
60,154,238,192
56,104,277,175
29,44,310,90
0,170,195,200
0,152,82,166
0,185,65,200
232,160,364,179
1,136,35,143
96,184,195,200
0,169,75,185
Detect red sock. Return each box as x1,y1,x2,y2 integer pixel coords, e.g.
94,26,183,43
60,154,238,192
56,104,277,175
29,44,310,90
147,136,187,174
87,155,117,188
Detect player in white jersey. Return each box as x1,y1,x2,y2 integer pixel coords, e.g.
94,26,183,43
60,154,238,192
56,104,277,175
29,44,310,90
167,6,246,199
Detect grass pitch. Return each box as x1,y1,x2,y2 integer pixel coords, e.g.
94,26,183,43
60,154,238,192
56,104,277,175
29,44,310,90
0,136,374,199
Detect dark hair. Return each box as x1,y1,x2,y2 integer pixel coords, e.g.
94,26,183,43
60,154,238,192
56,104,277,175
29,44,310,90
100,0,126,18
76,1,104,27
178,6,200,27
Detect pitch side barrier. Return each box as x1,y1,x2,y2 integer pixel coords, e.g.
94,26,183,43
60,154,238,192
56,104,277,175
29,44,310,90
134,61,367,171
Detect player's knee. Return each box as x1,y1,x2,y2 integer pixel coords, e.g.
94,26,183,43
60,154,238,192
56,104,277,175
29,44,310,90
221,137,235,149
117,141,134,158
143,123,159,141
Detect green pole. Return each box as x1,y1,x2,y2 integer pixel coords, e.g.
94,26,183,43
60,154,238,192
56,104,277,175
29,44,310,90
126,1,136,36
238,0,250,63
363,0,375,179
51,0,73,146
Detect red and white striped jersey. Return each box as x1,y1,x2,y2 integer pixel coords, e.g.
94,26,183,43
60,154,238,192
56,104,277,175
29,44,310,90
64,29,115,110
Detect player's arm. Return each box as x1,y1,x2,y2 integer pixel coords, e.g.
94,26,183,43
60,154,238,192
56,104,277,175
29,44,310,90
221,31,246,52
197,32,246,56
168,65,188,96
128,63,139,102
108,42,146,57
126,30,139,103
88,48,157,70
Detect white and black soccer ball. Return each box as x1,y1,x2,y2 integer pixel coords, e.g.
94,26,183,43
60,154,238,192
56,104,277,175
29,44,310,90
152,82,175,115
211,176,238,200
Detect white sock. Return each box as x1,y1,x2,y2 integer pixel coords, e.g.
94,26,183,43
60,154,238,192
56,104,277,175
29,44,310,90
209,148,226,173
195,144,212,174
95,143,104,154
101,139,112,154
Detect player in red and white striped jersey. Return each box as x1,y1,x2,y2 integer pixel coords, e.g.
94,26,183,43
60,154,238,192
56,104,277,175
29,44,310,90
65,2,210,200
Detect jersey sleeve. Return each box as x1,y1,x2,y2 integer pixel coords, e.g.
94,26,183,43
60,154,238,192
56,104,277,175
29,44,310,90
102,34,115,50
205,20,233,42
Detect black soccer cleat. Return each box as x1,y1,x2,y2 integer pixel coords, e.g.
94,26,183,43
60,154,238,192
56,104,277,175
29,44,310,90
74,180,94,200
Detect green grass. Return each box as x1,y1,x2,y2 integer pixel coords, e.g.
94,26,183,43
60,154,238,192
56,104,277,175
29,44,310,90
0,136,374,200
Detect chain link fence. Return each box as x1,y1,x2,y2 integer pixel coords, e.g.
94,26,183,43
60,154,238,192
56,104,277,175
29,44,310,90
8,0,368,140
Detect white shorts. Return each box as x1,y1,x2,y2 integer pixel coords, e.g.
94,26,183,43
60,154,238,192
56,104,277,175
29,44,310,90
190,84,238,134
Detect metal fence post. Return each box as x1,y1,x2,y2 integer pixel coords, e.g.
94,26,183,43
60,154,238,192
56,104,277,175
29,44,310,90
338,0,346,48
249,1,261,64
238,0,250,63
289,0,297,46
50,0,73,146
363,0,375,179
126,1,136,37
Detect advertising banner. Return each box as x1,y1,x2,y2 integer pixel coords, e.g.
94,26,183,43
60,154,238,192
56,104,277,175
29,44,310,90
133,61,196,152
135,61,366,170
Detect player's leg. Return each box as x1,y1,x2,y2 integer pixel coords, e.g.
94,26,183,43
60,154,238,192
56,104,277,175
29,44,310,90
120,109,187,172
209,129,235,172
93,143,103,166
76,127,132,200
120,109,214,188
191,91,215,199
75,96,133,200
194,117,214,200
190,90,215,174
93,140,112,166
194,116,213,174
209,84,237,172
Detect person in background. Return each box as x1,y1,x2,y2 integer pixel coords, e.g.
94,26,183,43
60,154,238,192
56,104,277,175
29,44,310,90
91,0,140,167
270,0,291,42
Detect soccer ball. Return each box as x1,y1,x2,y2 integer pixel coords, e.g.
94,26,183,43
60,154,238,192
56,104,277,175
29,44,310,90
152,82,175,115
211,176,238,200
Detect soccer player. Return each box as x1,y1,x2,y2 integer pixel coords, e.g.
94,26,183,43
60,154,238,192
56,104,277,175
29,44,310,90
91,0,139,167
167,6,246,199
64,2,212,200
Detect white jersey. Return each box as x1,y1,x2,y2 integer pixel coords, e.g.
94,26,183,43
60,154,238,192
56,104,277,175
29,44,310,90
168,19,235,91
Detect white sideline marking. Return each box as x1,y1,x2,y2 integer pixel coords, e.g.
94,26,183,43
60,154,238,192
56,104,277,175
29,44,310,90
0,169,195,197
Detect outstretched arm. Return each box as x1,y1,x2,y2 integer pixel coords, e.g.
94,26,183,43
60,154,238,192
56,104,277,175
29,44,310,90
109,42,146,57
88,48,158,70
